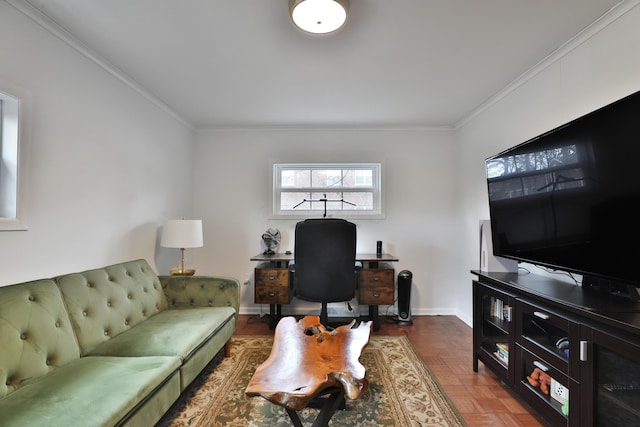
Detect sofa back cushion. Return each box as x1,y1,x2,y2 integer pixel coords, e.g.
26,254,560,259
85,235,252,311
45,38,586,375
56,259,168,355
0,279,80,399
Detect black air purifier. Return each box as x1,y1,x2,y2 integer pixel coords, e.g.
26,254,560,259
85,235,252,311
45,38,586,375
397,270,413,325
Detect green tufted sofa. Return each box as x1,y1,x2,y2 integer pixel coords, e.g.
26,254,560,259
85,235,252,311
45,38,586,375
0,259,239,427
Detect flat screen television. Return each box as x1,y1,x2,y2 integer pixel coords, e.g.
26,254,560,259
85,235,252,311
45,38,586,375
485,89,640,289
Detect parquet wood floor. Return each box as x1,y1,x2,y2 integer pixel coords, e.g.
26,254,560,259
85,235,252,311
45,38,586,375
234,314,550,427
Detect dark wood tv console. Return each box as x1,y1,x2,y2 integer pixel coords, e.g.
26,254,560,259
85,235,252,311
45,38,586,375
472,270,640,426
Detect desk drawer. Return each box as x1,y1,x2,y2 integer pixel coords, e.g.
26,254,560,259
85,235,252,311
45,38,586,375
255,268,291,304
359,268,394,304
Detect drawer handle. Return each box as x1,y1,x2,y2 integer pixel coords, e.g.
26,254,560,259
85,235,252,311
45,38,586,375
373,291,381,297
533,361,549,372
268,275,276,280
580,340,588,362
268,291,276,297
373,277,380,281
533,311,550,320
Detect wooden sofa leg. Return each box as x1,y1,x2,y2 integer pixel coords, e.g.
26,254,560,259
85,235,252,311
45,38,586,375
225,341,231,357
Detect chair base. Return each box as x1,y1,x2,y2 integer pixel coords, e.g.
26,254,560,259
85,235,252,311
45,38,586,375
319,302,363,329
320,302,329,327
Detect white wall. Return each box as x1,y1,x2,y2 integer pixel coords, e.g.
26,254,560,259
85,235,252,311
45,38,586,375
453,2,640,322
192,128,461,317
3,0,638,327
0,2,194,285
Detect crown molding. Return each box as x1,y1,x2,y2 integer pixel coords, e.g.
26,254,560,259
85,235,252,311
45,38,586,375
455,0,640,130
6,0,194,130
195,123,454,133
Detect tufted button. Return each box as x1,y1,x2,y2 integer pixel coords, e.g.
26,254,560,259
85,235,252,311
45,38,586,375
20,333,27,340
46,359,51,366
87,282,92,288
104,330,109,336
142,310,146,317
6,378,11,386
28,295,35,301
124,320,130,326
55,321,61,328
83,311,88,316
126,270,132,277
107,301,112,307
127,294,133,300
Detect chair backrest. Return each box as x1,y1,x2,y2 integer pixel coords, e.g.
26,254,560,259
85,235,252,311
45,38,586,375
293,218,357,303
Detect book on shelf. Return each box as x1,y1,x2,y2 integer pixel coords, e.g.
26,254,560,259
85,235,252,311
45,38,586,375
494,342,509,364
489,297,512,322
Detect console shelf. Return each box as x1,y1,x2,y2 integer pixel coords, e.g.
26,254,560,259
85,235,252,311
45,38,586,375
472,270,640,427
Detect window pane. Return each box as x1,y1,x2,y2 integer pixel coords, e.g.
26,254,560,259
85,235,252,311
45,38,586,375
309,192,344,210
311,169,343,188
281,191,311,210
273,163,382,218
281,170,295,187
325,170,342,187
1,94,19,219
281,169,310,187
355,170,372,186
347,192,373,210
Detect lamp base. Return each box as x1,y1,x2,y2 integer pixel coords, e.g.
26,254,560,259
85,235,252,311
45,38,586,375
169,268,196,276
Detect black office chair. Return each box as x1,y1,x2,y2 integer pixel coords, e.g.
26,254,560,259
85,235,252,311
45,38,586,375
292,218,358,326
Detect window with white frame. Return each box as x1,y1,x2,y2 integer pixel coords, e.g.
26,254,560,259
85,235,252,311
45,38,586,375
273,163,383,218
0,86,29,231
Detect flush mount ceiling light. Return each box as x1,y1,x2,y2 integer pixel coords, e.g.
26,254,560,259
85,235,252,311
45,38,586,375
289,0,349,34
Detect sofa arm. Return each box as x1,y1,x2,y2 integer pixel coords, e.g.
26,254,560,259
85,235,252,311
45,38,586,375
159,276,239,316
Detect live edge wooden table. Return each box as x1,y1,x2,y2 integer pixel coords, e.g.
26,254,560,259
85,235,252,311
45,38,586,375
245,316,372,427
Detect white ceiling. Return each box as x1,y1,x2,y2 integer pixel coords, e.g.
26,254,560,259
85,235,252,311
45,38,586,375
14,0,622,129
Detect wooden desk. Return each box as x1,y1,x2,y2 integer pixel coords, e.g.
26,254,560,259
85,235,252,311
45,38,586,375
250,252,399,266
250,253,399,330
245,316,371,426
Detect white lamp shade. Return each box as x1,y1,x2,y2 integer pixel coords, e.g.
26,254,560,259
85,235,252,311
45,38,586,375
290,0,349,34
161,220,203,248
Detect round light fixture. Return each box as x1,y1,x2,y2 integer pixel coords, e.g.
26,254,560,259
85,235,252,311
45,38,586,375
289,0,349,34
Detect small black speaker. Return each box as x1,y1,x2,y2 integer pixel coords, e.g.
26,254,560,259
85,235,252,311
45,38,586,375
397,270,413,325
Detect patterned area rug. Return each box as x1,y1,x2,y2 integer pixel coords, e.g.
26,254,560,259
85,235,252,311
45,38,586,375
157,335,466,426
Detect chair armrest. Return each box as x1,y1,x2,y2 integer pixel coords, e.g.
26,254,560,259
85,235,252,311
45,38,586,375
159,275,239,316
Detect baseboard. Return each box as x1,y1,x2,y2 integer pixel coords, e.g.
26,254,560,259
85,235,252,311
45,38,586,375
238,306,473,328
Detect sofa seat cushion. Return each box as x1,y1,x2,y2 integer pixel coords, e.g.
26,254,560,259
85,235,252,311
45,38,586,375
87,306,235,360
0,356,181,427
87,306,236,390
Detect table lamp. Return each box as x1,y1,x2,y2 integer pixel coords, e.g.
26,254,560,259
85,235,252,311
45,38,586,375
161,219,203,275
